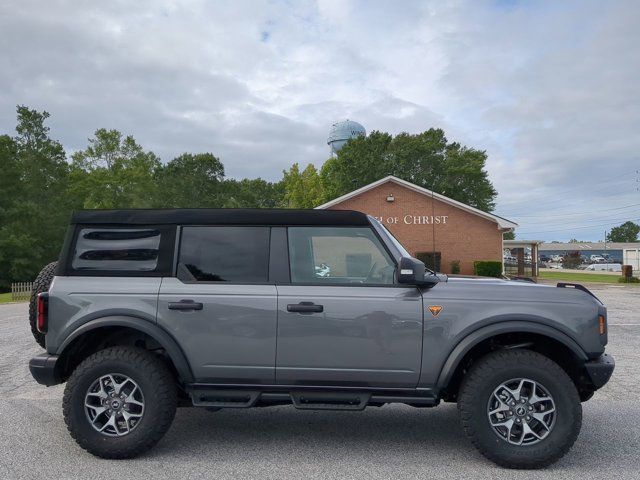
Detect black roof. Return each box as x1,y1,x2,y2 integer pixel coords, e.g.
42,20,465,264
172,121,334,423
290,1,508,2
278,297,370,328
71,208,370,226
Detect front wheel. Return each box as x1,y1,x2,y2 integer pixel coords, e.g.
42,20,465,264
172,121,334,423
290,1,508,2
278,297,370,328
63,346,177,458
458,349,582,469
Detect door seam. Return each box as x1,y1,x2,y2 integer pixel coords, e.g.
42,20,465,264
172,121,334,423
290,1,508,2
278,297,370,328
274,283,280,384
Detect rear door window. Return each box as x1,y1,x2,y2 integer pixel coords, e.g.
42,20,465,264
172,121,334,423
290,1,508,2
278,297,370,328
72,228,161,271
177,226,270,283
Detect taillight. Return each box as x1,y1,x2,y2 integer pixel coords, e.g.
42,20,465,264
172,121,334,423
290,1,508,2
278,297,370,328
598,314,606,335
37,293,49,333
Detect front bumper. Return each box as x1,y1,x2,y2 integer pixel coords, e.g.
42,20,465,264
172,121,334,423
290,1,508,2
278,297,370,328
29,353,61,386
584,353,615,389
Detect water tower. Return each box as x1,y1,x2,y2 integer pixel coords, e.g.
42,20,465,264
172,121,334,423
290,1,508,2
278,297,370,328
327,120,366,154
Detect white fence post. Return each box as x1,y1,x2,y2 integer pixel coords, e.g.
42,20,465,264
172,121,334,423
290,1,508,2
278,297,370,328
10,282,33,302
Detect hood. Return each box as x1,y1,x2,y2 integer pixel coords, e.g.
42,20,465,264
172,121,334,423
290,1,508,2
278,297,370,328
447,276,544,287
433,276,600,305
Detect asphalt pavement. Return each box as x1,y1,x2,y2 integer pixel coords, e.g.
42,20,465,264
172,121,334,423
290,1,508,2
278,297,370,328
0,284,638,479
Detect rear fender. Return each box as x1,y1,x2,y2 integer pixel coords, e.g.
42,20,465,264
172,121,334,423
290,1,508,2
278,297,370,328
57,316,194,383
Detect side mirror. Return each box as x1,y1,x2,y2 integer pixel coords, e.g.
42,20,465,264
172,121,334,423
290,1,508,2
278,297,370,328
397,257,441,287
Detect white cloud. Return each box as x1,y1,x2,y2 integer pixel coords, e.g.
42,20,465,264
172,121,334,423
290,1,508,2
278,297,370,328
0,0,638,240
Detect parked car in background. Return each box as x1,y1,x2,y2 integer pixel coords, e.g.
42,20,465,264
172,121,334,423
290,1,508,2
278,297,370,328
503,254,517,264
585,263,622,272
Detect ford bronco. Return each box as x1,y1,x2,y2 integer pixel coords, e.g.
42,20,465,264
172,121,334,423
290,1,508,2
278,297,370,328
28,209,614,468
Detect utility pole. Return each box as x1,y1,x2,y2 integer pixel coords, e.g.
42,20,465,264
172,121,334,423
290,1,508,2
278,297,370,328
431,185,436,272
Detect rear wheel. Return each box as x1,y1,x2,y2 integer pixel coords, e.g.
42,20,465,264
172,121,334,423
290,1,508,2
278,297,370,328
458,349,582,469
63,346,177,458
28,261,57,348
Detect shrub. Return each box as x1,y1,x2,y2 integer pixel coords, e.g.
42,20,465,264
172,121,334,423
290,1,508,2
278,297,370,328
416,251,441,272
450,260,461,274
562,251,582,269
473,261,503,278
618,276,640,283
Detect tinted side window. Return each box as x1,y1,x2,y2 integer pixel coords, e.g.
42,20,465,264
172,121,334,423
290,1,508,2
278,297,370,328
288,227,395,285
178,226,270,282
72,228,161,271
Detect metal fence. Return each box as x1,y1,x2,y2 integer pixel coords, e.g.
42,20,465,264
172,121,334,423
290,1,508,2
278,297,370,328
11,282,33,302
504,261,537,278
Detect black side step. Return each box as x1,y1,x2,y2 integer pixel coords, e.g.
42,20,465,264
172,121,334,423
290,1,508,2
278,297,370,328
370,395,437,406
290,391,371,411
190,389,260,408
186,385,440,410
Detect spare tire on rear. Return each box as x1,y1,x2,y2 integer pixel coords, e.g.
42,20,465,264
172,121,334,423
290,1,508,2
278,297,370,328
29,261,57,348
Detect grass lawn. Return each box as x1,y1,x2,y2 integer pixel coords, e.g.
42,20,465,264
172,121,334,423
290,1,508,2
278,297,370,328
0,292,15,303
538,271,626,284
0,292,30,303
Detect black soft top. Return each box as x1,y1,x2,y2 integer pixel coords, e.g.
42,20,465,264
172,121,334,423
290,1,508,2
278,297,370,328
70,208,370,226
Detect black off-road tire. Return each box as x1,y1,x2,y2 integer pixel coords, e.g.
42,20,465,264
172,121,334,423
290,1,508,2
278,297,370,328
458,349,582,469
63,346,177,459
28,261,57,348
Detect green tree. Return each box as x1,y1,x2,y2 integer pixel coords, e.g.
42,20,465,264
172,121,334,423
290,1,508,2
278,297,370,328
562,251,583,269
318,156,342,202
0,135,21,288
0,107,70,288
0,135,20,218
321,128,497,211
320,131,393,199
607,221,640,242
503,231,515,240
156,153,225,207
282,163,324,208
221,178,285,208
70,129,161,209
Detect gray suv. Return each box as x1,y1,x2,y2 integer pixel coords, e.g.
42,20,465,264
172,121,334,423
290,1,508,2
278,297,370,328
29,209,614,468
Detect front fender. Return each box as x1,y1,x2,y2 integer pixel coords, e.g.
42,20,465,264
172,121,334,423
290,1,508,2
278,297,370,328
435,320,588,389
57,315,195,383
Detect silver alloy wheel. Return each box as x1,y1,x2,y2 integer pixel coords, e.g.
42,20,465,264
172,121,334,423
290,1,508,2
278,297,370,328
487,378,556,446
84,373,145,437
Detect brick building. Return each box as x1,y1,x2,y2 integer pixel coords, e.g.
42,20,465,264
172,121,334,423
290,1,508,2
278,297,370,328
316,176,517,275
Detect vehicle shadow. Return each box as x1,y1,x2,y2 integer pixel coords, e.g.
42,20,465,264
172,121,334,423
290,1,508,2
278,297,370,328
156,403,471,460
146,401,630,473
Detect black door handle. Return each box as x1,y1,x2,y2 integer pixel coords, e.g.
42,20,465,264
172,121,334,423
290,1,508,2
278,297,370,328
168,300,203,311
287,302,323,313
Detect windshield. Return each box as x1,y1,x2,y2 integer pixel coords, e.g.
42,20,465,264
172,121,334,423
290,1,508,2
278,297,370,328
370,216,438,275
370,217,411,258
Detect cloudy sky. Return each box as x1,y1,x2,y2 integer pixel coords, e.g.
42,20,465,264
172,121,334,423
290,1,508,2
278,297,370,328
1,0,638,241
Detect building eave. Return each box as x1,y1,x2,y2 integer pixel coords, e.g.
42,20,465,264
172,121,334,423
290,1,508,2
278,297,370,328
315,175,518,230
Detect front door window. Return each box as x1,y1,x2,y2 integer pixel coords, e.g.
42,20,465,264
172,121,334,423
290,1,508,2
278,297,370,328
288,227,395,285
